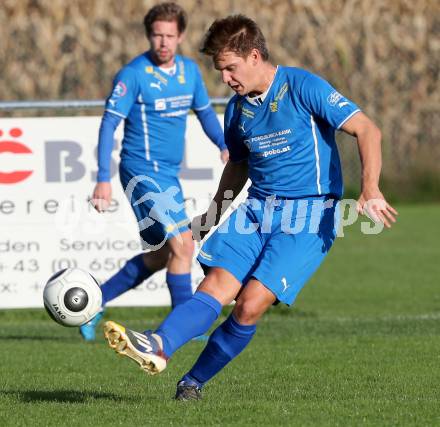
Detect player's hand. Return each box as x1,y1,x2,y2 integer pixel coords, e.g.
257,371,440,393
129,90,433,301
90,182,112,213
220,149,230,164
357,187,398,228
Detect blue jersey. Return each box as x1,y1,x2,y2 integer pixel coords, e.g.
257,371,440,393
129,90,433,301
105,52,211,175
224,66,360,199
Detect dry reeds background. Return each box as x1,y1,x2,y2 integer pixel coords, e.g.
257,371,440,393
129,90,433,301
1,0,439,199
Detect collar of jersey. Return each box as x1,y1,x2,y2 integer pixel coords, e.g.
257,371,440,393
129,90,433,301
145,51,181,77
245,65,279,107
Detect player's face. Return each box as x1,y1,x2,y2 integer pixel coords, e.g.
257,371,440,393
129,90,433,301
214,50,259,96
148,20,183,67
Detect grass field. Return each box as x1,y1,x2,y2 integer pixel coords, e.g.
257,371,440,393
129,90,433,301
0,204,439,426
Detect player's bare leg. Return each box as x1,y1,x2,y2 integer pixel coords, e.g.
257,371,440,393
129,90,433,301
166,230,194,274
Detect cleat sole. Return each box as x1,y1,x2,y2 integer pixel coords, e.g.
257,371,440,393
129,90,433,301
103,321,166,375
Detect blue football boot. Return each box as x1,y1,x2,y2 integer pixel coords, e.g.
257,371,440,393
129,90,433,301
79,310,104,341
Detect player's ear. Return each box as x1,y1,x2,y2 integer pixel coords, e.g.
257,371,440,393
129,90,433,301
177,31,185,44
250,49,260,66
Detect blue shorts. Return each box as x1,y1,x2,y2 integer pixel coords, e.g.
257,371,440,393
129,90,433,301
197,196,339,306
119,163,189,249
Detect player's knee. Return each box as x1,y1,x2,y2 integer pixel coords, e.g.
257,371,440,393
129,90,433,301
233,299,262,325
197,268,240,306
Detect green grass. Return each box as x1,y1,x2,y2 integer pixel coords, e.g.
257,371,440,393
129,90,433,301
1,204,439,426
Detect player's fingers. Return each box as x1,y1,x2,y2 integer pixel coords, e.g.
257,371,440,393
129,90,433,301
363,204,379,222
382,208,397,223
374,208,391,228
89,197,109,213
386,204,398,216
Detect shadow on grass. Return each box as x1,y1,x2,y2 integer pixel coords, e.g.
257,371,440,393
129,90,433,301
0,335,78,343
1,389,137,403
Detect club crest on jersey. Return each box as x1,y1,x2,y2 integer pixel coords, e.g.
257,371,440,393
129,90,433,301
270,101,278,112
145,66,154,74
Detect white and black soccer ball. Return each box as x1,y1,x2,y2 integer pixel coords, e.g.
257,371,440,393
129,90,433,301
43,268,102,327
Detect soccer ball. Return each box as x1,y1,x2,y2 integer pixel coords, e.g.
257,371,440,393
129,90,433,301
43,268,102,327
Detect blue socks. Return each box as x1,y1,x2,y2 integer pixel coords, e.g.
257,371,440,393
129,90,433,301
100,256,192,308
101,254,152,305
166,272,193,308
181,314,256,388
155,291,222,357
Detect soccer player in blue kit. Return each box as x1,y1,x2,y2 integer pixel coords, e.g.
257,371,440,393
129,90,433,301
103,15,397,399
80,2,228,341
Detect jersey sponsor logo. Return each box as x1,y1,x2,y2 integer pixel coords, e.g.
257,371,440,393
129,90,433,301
247,129,292,144
145,66,169,85
327,90,343,106
241,106,255,118
270,82,289,112
177,61,185,84
154,99,166,111
237,103,255,119
257,145,291,158
160,109,188,117
0,128,34,184
275,82,289,101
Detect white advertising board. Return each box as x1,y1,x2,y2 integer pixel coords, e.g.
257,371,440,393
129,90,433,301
0,115,235,308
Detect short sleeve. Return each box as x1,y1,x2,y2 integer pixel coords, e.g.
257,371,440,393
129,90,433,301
299,72,361,129
104,66,139,118
224,99,249,163
191,63,211,111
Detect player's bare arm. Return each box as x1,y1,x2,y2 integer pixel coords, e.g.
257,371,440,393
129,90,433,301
341,112,398,227
192,160,248,240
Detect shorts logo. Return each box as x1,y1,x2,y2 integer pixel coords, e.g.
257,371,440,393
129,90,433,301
327,91,343,106
155,99,166,111
281,277,290,293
